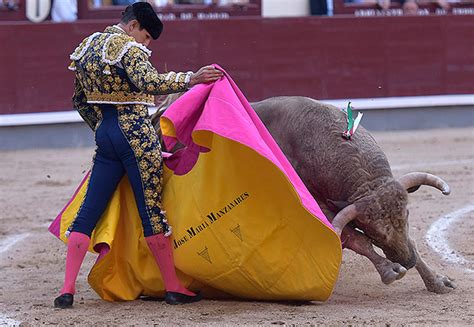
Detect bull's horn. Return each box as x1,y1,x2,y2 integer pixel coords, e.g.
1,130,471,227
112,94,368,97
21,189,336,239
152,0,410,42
398,172,451,195
332,204,358,237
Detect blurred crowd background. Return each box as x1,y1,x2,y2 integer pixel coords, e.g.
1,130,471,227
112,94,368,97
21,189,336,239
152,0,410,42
2,0,473,22
94,0,250,5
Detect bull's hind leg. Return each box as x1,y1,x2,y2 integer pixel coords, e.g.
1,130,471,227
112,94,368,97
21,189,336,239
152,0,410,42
411,239,457,294
343,227,407,284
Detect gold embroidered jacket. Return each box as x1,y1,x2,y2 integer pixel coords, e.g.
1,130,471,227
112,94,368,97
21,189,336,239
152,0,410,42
69,25,192,130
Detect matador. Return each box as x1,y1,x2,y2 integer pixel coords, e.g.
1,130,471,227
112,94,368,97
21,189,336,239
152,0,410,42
54,2,223,308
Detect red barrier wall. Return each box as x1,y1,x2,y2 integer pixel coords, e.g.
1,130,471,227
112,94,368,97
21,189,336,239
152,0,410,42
0,15,473,114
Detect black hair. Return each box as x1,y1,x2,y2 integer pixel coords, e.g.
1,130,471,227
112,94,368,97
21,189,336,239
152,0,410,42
121,5,137,24
120,3,163,40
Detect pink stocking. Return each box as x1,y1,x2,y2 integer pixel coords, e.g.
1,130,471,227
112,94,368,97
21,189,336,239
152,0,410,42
145,233,195,296
60,232,90,295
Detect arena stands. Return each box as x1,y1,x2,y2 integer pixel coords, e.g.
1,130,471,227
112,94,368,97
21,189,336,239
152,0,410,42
98,1,251,5
79,0,259,19
335,0,474,15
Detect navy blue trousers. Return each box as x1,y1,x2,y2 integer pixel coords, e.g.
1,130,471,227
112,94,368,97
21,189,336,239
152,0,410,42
70,105,159,237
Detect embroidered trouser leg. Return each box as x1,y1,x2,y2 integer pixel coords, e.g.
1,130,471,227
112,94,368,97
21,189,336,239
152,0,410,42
70,105,167,237
116,104,169,236
69,138,125,237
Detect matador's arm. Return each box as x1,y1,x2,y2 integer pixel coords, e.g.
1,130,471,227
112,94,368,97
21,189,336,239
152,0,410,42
122,47,192,95
73,77,99,131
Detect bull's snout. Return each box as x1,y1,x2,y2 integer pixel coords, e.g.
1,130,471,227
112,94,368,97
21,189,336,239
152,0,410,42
384,244,417,270
400,252,417,270
401,239,418,269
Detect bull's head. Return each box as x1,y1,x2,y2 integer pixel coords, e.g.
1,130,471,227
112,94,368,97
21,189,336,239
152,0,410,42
332,173,450,269
150,93,185,152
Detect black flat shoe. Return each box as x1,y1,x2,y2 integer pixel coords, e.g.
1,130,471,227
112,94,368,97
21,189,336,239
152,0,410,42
165,291,202,305
54,293,74,308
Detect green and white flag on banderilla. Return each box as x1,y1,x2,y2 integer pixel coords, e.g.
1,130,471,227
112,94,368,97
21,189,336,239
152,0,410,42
342,102,363,140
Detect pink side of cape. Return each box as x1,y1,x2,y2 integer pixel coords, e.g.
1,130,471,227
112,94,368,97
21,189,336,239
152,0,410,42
162,65,333,229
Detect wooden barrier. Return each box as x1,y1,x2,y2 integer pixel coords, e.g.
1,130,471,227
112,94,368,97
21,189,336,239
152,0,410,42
0,15,473,114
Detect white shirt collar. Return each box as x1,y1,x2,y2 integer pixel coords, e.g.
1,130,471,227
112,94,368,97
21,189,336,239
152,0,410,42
113,25,126,33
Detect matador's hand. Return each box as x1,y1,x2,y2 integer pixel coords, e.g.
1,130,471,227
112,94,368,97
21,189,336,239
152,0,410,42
189,65,223,87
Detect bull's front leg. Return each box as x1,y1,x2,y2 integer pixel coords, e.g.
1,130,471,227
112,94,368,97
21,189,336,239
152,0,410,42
411,239,457,294
343,227,407,284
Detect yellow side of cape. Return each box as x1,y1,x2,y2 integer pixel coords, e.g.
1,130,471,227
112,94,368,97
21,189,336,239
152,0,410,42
58,131,342,302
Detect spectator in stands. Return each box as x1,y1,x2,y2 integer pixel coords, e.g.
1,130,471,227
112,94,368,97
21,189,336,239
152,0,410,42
103,0,250,6
1,0,18,10
376,0,451,13
113,0,139,5
377,0,416,12
310,0,333,15
400,0,418,13
430,0,450,10
171,0,249,4
310,0,327,15
51,0,78,22
153,0,174,6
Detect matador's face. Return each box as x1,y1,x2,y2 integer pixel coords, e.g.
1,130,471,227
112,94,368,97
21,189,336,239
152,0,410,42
126,20,152,47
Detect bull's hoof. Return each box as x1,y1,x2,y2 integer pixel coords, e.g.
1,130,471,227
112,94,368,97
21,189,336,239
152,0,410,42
380,263,407,285
426,275,457,294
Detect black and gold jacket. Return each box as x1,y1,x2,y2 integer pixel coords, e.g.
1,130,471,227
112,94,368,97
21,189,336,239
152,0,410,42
69,25,192,130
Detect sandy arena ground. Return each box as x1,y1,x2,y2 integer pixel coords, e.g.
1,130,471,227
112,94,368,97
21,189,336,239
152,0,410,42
0,127,473,326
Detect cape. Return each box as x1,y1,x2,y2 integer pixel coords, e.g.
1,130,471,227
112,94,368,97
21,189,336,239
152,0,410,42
49,66,342,301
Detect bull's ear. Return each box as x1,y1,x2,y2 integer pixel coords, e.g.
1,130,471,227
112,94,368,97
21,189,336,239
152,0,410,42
327,199,351,212
406,185,421,193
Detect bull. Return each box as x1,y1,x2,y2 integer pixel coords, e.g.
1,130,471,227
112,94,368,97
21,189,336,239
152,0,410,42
152,95,456,294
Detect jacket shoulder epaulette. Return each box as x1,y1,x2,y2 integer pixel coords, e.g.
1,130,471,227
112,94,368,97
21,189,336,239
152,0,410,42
68,32,152,72
70,32,102,61
68,32,102,71
103,33,151,66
